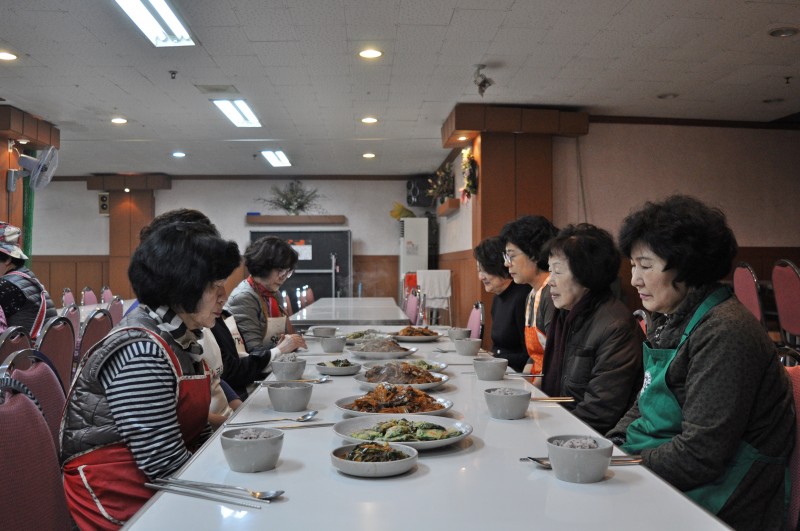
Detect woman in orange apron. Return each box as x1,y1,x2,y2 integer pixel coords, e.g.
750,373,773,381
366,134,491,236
61,219,241,529
608,196,794,530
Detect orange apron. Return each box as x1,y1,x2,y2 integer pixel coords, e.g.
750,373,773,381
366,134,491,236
63,328,210,530
523,276,549,374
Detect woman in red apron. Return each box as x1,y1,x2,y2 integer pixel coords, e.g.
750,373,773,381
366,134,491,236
499,215,558,375
61,219,241,530
608,195,794,531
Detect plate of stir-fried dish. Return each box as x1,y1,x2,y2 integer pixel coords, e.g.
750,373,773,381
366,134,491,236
353,362,449,390
390,326,442,342
333,415,473,450
335,384,453,417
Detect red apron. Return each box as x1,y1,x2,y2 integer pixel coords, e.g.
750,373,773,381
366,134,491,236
63,328,210,530
523,277,549,374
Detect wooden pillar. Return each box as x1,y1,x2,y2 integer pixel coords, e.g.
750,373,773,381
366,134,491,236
108,191,155,299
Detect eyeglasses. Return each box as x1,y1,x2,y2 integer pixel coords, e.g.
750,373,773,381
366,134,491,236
503,251,521,264
276,268,294,279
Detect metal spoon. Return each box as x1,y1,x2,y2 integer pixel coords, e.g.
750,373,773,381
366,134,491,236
156,478,284,501
227,410,319,427
520,456,643,467
264,375,331,384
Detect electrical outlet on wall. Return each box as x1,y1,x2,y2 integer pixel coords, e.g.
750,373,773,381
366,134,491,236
99,192,109,215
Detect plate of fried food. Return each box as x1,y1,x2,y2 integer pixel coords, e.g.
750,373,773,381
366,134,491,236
334,415,473,451
390,326,442,343
345,338,416,360
354,362,449,391
336,384,453,417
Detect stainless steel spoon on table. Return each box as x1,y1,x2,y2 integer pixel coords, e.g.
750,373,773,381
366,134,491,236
155,478,284,501
520,456,643,467
227,410,319,427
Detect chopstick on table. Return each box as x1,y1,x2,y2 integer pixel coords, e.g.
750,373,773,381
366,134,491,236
145,483,262,509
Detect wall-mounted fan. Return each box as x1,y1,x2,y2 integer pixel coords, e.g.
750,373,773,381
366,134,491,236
7,146,59,192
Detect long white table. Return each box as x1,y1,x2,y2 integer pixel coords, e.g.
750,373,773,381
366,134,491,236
289,297,411,327
124,327,729,530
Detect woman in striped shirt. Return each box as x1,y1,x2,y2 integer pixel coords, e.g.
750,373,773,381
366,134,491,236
60,220,240,530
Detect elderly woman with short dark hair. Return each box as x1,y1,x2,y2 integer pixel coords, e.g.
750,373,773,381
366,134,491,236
225,235,306,357
474,236,531,372
607,195,794,531
61,221,241,530
541,223,643,434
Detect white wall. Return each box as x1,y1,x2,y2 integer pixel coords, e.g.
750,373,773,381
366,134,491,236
31,181,109,255
438,149,474,254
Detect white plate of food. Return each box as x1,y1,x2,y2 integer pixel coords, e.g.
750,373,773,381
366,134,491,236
345,347,417,360
362,359,448,372
330,442,418,478
333,415,473,451
344,330,391,345
335,385,453,417
354,371,449,391
314,359,362,376
389,326,442,342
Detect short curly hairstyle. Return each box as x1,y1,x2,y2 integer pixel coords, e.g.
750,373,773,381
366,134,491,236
244,236,299,278
618,195,738,287
499,215,558,270
542,223,620,292
129,221,241,313
140,208,214,241
473,237,510,278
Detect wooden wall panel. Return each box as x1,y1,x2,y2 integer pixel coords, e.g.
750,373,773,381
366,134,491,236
353,255,399,303
515,135,553,219
109,190,155,299
29,256,108,307
439,249,481,341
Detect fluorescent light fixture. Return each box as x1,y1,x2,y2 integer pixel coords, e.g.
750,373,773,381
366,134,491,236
172,151,186,158
212,100,261,127
362,153,376,159
0,52,17,61
261,150,292,167
111,117,128,124
115,0,194,47
361,116,378,124
359,48,382,59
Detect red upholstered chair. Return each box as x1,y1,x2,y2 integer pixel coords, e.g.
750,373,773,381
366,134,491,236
733,262,766,328
78,308,113,361
34,316,76,392
100,285,114,304
61,287,75,307
81,286,98,306
106,296,124,326
467,301,484,339
772,259,800,349
633,309,652,336
785,364,800,529
0,326,32,359
0,378,71,530
0,349,66,448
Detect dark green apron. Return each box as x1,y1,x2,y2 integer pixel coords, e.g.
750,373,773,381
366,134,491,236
623,287,782,514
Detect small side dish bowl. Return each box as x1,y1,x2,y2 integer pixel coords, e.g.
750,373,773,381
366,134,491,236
330,443,418,477
484,387,531,419
315,360,361,376
546,435,613,484
321,335,347,353
220,427,284,473
271,359,307,380
267,382,313,412
447,327,471,340
312,326,337,337
454,338,481,356
473,358,508,380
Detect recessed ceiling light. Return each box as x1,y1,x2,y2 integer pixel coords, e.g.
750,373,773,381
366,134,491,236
656,93,679,100
124,187,131,193
111,117,128,124
261,150,292,167
17,139,29,145
362,153,376,159
763,98,784,104
172,151,186,158
361,116,378,124
0,52,17,61
114,0,195,47
458,136,467,141
359,48,382,59
212,99,261,127
768,27,799,38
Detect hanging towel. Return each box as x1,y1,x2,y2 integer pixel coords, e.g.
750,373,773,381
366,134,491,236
417,270,451,309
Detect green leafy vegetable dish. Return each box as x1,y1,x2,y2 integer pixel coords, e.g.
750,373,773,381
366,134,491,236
350,418,461,442
345,442,409,462
318,359,353,367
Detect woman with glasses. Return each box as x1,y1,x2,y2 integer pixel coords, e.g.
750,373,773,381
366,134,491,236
225,236,306,359
474,237,531,372
499,215,558,375
541,223,643,434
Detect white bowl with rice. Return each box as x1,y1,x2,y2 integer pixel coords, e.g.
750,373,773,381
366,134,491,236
220,427,284,473
483,387,531,419
546,435,613,484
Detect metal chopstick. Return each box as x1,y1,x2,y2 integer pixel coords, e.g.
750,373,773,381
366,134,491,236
145,483,262,509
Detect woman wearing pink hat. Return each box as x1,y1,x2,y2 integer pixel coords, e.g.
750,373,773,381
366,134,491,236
0,222,56,338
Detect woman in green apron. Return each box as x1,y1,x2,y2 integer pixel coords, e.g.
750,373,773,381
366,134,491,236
607,195,794,531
